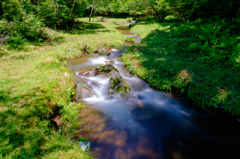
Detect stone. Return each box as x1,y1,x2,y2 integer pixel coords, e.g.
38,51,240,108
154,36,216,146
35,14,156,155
105,60,115,65
76,83,96,101
108,71,130,96
95,64,118,75
51,116,62,127
77,70,95,77
98,46,109,55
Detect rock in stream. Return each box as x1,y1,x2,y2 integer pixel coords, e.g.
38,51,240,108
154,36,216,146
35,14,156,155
108,70,130,97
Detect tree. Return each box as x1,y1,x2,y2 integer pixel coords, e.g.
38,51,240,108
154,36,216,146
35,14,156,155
89,0,94,22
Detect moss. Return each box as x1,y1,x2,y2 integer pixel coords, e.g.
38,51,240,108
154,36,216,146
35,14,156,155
108,71,130,96
96,64,118,74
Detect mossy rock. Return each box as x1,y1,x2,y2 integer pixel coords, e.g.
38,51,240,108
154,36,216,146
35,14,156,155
95,64,118,75
108,71,130,96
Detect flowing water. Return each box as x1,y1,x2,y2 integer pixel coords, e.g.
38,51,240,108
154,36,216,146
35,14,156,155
68,27,240,159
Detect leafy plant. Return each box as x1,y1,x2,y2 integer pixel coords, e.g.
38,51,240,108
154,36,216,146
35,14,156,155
197,22,238,64
0,15,50,49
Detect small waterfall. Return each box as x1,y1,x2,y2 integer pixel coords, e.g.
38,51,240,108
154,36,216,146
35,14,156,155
68,28,240,159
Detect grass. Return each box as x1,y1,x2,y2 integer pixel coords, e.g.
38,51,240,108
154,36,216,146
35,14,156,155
0,18,125,158
122,20,240,116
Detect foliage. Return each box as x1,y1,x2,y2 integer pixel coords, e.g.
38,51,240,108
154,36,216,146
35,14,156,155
1,0,26,21
0,15,49,49
1,0,239,40
122,20,240,115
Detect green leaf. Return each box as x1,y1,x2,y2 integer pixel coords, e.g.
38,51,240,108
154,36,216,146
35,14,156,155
202,41,209,50
188,43,198,51
199,35,206,41
213,27,221,37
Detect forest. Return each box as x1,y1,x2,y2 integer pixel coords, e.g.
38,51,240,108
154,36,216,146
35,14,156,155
1,0,240,49
1,0,240,158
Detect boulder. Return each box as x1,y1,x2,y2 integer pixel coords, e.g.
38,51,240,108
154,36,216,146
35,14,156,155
77,70,95,77
108,71,130,96
95,63,118,75
76,83,96,101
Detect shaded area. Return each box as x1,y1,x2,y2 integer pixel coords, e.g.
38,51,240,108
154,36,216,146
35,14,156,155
66,20,110,35
123,21,240,115
0,87,74,158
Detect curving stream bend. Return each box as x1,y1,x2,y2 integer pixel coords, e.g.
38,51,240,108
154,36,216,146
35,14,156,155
68,28,240,159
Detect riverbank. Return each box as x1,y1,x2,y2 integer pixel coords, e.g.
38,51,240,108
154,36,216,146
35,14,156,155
0,18,126,158
122,20,240,117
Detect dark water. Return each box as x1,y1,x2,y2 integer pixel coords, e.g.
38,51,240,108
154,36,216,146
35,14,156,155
68,28,240,159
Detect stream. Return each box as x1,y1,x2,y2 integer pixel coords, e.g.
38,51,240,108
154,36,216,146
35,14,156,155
68,27,240,159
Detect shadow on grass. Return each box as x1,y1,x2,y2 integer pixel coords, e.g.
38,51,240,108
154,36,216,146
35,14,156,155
67,21,111,35
0,88,72,158
124,21,240,115
121,21,240,159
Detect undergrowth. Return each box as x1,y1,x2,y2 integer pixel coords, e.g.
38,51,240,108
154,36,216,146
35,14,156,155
122,19,240,116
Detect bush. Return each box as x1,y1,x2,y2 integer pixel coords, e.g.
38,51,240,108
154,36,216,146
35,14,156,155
0,15,50,49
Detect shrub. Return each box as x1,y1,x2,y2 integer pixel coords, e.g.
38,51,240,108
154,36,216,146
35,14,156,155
0,15,50,49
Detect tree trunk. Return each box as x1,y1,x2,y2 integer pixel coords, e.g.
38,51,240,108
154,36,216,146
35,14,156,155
89,6,94,22
161,10,165,21
89,0,94,22
93,7,95,21
70,0,76,17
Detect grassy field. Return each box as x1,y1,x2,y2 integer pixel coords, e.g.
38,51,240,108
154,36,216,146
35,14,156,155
0,18,126,158
122,20,240,117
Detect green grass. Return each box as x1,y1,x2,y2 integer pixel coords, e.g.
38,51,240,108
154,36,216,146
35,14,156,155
0,18,124,158
122,20,240,116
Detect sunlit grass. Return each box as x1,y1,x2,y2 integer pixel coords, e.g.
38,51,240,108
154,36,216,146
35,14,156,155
0,17,124,158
